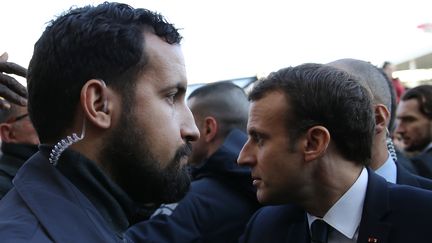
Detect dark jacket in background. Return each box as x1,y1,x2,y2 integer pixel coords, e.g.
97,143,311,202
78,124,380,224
395,149,418,174
0,143,38,199
409,148,432,179
128,129,260,243
396,162,432,190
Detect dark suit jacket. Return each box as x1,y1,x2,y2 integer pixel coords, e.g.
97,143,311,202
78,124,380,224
410,149,432,179
396,162,432,190
395,150,418,174
240,169,432,243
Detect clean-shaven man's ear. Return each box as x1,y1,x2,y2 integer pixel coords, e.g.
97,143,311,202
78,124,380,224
0,123,14,143
375,104,390,135
203,116,218,143
303,125,330,162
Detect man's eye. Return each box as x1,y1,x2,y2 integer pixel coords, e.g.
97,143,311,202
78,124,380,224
251,133,264,146
166,92,177,104
257,137,264,146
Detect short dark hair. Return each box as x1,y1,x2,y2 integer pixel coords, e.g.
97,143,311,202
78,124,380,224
327,58,397,131
379,67,398,131
401,85,432,119
249,63,375,165
27,2,182,142
382,61,392,69
188,81,249,137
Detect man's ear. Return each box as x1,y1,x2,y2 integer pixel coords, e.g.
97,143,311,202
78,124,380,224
80,79,111,129
203,116,218,143
375,104,390,134
303,126,330,162
0,123,14,143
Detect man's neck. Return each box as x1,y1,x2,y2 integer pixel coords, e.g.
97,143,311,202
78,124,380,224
302,159,364,217
369,142,389,170
53,147,140,232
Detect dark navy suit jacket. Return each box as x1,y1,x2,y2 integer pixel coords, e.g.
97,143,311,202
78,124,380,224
396,162,432,190
240,169,432,243
410,149,432,179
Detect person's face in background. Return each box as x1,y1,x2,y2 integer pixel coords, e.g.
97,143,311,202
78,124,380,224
396,98,432,152
186,97,210,166
101,32,199,204
0,105,39,145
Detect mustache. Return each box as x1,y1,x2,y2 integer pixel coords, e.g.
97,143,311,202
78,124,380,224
174,142,192,162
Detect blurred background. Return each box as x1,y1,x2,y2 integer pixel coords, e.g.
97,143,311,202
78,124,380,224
1,0,431,88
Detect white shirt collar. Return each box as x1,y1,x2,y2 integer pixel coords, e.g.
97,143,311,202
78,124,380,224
374,152,397,183
423,142,432,153
307,167,368,239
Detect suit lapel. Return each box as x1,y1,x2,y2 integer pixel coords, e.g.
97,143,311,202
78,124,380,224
357,169,391,243
396,163,419,186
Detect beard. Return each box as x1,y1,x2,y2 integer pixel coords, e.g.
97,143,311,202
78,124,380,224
100,105,192,205
405,128,432,152
405,138,431,152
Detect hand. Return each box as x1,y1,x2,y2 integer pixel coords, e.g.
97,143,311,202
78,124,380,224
0,52,28,109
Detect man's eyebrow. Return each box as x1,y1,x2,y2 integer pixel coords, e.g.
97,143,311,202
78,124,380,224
248,127,266,138
248,128,258,136
160,83,187,94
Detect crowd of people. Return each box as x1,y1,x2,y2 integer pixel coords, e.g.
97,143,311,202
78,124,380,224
0,2,431,243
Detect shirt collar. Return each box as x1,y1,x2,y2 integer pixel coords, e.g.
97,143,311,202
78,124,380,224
423,142,432,153
307,167,368,239
374,152,397,183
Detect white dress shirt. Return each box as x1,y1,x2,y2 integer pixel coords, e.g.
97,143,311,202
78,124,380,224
307,167,368,243
375,152,397,183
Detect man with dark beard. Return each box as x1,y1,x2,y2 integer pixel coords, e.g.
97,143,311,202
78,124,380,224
130,82,260,243
396,85,432,178
0,2,199,242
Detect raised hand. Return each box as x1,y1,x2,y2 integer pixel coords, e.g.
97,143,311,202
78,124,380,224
0,52,28,109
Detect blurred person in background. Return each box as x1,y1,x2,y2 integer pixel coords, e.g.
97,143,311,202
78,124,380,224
396,84,432,179
0,103,39,199
328,58,430,186
382,61,405,103
0,53,39,199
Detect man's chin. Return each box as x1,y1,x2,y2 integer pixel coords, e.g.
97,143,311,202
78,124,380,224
161,180,191,203
404,143,427,153
180,156,190,167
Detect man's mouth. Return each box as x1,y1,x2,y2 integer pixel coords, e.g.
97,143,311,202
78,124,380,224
252,176,262,187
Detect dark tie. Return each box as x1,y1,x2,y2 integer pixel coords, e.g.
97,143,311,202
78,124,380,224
311,219,329,243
